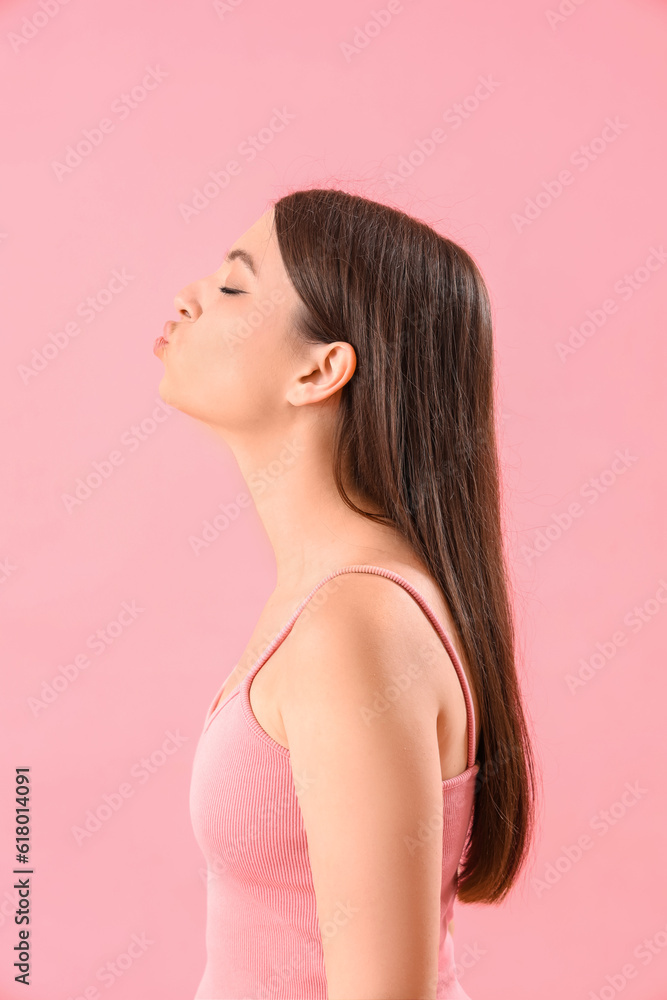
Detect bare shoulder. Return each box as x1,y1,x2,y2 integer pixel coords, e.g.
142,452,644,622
281,568,448,729
278,565,480,769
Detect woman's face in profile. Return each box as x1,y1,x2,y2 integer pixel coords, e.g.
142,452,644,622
156,207,302,433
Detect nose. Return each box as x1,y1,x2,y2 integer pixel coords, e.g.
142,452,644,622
173,282,202,321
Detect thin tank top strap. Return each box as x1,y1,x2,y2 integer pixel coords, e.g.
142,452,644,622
248,563,477,769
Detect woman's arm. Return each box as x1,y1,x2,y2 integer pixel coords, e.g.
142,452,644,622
281,578,445,1000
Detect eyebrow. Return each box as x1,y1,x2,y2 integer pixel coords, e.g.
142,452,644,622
224,248,258,278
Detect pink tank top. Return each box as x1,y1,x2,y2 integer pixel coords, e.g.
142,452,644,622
189,565,479,1000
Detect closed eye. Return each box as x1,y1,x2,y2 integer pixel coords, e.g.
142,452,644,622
219,286,244,295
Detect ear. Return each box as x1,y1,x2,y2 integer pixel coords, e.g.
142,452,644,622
286,341,357,406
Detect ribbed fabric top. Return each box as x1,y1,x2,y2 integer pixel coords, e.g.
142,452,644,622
189,565,479,1000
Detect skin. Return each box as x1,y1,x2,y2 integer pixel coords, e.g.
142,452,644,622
158,206,414,595
157,206,479,999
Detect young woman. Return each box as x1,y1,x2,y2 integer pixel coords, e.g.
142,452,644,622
155,188,538,999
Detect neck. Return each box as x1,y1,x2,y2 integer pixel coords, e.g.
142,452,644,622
213,416,409,600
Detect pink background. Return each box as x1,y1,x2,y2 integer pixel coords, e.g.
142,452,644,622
2,0,666,997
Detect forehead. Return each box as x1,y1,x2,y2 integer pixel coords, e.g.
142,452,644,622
224,208,279,278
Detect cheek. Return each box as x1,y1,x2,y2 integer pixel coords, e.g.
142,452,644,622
230,309,290,389
161,318,286,427
157,328,236,421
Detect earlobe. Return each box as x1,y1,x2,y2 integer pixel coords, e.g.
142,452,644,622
285,376,338,408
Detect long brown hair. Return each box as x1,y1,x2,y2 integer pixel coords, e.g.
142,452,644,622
271,187,538,904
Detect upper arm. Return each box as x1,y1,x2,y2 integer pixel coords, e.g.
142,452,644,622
281,577,445,1000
